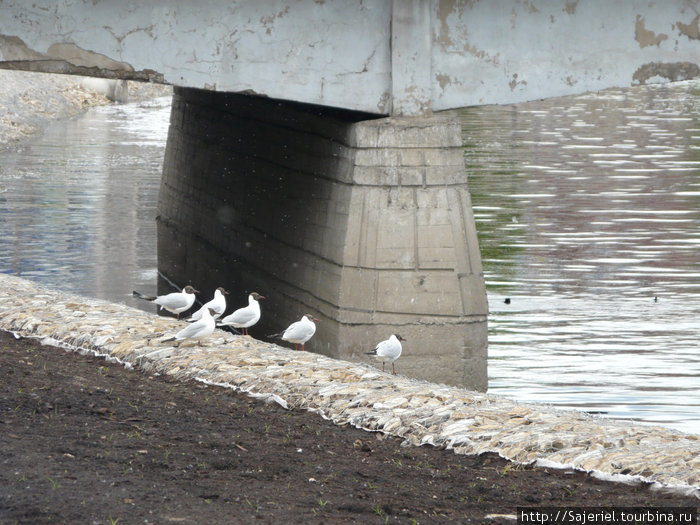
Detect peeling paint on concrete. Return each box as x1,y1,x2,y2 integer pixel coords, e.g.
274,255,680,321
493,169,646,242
508,72,526,91
0,34,46,60
3,1,700,112
632,61,700,84
635,15,668,48
46,42,133,71
434,1,499,67
435,72,453,92
464,40,495,64
0,59,165,83
435,0,492,66
0,32,162,82
0,35,133,71
524,1,539,15
0,0,392,114
391,0,433,116
677,14,700,40
433,2,700,109
260,6,291,36
376,90,391,114
435,0,457,50
564,0,579,15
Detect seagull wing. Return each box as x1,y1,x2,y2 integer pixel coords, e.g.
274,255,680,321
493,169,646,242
374,339,390,357
282,320,308,342
222,306,257,326
284,319,315,343
175,317,209,339
156,292,189,311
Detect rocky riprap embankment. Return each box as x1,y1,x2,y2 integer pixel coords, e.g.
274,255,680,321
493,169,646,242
0,69,171,150
0,274,697,497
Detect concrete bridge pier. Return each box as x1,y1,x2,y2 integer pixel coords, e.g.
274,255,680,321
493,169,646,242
157,87,488,390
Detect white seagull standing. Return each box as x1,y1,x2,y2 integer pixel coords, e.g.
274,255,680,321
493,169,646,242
219,292,265,335
269,314,319,351
188,287,229,321
133,285,199,319
366,334,405,375
163,307,217,346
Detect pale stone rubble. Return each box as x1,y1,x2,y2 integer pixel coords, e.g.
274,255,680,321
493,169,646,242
0,69,172,151
0,274,697,496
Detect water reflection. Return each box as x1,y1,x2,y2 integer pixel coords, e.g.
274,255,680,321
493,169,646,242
1,82,697,434
0,97,171,312
462,80,700,434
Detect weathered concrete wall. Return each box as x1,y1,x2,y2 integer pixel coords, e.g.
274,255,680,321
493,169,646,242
2,1,699,113
157,88,488,389
432,1,700,108
0,0,392,113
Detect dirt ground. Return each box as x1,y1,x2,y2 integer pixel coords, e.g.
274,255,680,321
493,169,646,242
0,330,697,524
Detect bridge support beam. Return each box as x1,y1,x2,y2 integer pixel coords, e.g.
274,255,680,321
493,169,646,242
158,87,487,390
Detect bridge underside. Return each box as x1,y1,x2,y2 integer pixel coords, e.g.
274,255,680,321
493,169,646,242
157,88,488,389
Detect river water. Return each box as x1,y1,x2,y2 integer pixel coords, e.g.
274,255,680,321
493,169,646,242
462,80,700,435
0,83,698,434
0,97,170,312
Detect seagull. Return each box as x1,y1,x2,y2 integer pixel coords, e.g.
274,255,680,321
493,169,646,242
219,292,265,335
366,334,405,375
133,285,199,319
187,287,229,321
269,314,318,351
163,307,217,346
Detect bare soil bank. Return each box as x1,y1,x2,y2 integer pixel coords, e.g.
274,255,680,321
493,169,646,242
1,331,696,524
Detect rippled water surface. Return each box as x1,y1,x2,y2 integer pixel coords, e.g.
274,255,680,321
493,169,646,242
0,97,171,312
1,83,698,435
462,80,700,434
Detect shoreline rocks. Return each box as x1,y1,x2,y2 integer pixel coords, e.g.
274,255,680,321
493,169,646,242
0,69,171,150
0,274,697,497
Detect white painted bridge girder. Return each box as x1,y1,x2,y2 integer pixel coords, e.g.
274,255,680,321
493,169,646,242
1,0,699,114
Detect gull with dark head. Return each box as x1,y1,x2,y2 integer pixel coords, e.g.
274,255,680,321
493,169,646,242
219,292,265,335
269,314,318,351
188,287,229,321
366,334,405,375
163,307,217,346
133,285,199,319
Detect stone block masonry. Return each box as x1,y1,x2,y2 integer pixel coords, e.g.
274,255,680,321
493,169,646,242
158,88,487,390
0,275,697,494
